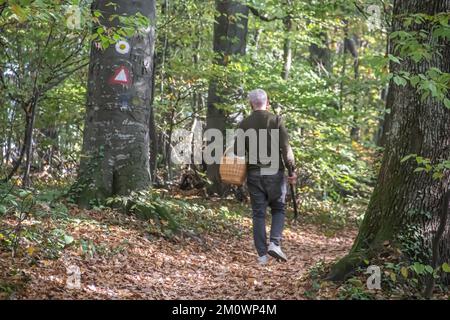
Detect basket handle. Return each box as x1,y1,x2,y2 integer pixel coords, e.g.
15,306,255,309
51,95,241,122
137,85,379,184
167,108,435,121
223,145,245,158
223,145,235,157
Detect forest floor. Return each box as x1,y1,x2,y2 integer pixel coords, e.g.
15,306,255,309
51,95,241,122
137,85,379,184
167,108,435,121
0,194,358,300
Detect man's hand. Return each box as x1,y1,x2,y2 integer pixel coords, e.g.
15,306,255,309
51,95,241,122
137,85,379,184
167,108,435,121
287,172,297,185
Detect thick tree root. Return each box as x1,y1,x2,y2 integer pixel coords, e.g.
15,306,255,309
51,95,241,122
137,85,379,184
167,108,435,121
325,251,368,282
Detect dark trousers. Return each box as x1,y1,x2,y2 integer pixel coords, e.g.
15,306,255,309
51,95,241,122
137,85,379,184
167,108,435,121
246,169,287,257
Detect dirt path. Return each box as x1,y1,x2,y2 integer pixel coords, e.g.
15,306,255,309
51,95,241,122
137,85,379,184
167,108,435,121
3,208,356,300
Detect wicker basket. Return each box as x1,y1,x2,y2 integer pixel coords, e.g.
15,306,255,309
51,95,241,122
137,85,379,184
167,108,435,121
219,146,247,186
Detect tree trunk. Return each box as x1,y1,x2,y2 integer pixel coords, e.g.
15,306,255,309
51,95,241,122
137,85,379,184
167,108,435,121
253,28,262,58
375,26,393,147
22,100,38,187
328,0,450,282
4,105,16,167
338,22,348,111
3,100,35,184
308,32,332,75
374,84,391,147
149,104,158,183
205,0,249,195
281,14,293,80
165,106,176,180
348,35,360,141
76,0,156,206
149,53,158,183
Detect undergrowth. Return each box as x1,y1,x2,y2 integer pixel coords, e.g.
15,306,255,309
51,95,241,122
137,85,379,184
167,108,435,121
304,245,450,300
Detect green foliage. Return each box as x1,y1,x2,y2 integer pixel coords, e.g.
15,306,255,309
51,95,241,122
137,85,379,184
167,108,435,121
1,0,449,300
389,12,450,112
380,260,450,298
0,182,75,258
79,238,96,259
397,224,430,263
304,260,328,299
0,182,35,222
324,258,450,299
300,194,368,232
105,190,247,238
338,276,374,300
401,154,450,180
442,263,450,273
106,190,179,232
1,0,386,203
393,13,450,63
174,199,245,237
93,10,153,49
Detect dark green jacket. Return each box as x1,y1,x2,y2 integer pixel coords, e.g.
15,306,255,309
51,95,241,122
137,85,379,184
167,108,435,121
234,110,295,171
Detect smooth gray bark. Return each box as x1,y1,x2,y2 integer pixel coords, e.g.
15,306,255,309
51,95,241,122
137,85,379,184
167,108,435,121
76,0,156,206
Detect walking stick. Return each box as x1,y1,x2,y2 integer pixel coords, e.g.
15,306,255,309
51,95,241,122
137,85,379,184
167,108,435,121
287,165,299,221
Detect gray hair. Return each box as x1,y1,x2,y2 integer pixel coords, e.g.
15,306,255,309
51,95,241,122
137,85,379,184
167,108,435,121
248,89,268,109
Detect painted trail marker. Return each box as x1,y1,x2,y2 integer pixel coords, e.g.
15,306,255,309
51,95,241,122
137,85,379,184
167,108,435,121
119,94,131,111
109,66,131,86
115,40,130,55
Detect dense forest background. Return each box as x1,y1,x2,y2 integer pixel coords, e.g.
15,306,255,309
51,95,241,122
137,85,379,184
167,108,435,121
0,0,449,300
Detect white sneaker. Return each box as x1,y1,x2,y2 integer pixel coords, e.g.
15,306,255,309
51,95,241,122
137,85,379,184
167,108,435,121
268,242,287,262
257,255,269,265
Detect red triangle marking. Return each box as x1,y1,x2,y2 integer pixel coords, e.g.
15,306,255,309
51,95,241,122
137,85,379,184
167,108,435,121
109,66,131,85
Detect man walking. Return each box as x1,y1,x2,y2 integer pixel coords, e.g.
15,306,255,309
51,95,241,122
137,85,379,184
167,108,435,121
234,89,297,265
